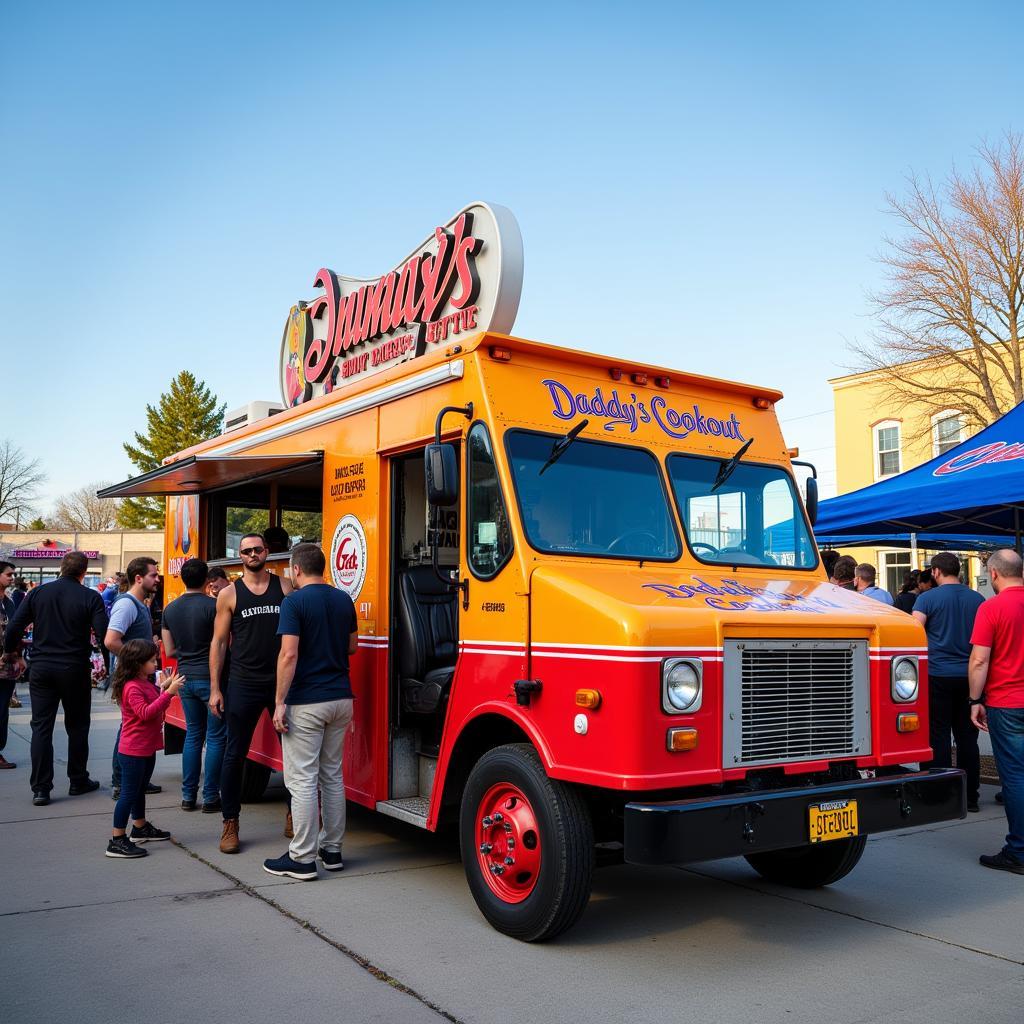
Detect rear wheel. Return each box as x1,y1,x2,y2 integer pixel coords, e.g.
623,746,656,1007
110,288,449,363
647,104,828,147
744,835,867,887
460,743,593,942
240,761,271,802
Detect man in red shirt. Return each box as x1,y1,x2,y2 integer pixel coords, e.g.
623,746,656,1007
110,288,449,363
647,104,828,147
969,549,1024,875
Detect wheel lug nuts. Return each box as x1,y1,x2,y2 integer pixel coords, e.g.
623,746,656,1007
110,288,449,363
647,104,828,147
503,822,513,832
506,838,515,848
491,864,505,875
482,816,493,827
504,856,514,865
493,812,503,822
479,843,492,853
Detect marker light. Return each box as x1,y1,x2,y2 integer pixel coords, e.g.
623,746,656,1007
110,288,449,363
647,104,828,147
655,376,671,388
662,659,703,713
609,367,623,381
897,713,920,733
667,728,698,752
489,346,512,362
631,372,648,386
753,396,773,410
891,656,919,702
575,688,602,710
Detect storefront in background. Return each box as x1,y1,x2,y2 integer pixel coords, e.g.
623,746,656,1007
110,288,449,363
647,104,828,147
0,531,164,589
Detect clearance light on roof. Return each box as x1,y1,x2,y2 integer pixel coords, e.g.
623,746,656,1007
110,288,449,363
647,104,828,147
631,372,648,386
753,396,773,410
788,447,800,458
489,346,512,362
609,367,623,381
655,376,670,389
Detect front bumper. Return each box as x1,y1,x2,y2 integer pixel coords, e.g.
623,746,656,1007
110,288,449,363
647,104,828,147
623,768,965,865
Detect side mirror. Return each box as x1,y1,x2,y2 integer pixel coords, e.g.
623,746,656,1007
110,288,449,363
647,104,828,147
425,443,459,506
805,476,819,526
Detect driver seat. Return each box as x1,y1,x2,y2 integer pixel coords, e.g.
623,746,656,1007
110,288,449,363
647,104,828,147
396,566,458,714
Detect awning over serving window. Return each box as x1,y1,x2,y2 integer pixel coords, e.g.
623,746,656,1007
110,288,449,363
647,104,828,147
97,453,322,499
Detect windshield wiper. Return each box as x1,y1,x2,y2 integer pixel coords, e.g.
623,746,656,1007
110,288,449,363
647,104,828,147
711,436,754,493
539,418,589,475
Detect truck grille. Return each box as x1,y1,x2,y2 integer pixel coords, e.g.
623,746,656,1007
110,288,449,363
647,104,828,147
722,640,870,767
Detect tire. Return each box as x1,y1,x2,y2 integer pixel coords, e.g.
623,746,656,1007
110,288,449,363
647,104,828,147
744,835,867,888
240,760,272,802
460,743,594,942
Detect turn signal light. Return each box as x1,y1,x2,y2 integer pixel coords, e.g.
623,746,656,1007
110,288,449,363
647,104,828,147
575,688,602,710
753,396,773,410
489,346,512,362
666,727,698,752
897,713,920,733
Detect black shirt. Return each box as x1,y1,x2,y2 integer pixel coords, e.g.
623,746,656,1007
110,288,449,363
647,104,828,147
894,591,917,614
229,575,284,687
4,577,109,669
162,591,216,679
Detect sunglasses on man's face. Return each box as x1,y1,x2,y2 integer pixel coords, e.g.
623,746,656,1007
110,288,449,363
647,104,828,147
240,546,266,556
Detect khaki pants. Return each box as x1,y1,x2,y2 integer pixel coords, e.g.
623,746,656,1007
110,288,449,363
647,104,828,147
281,698,354,863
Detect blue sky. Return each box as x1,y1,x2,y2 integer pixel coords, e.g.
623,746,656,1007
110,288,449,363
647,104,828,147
1,1,1019,511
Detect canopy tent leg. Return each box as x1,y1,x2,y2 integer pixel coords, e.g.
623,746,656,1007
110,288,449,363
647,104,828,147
911,532,918,568
1016,507,1022,557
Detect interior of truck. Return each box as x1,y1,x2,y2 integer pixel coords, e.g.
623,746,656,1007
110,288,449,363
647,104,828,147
386,448,461,819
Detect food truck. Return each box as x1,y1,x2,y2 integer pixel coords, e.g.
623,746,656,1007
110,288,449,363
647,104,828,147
102,202,964,941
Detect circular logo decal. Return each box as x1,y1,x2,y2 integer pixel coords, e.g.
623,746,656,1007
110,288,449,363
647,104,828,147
330,514,367,600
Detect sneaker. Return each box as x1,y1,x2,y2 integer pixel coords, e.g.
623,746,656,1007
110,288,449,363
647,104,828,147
0,754,15,770
105,835,148,859
9,695,21,708
32,790,50,806
129,821,171,843
318,847,344,871
284,810,294,838
967,800,980,813
69,779,100,796
220,818,240,854
263,852,317,881
181,798,197,811
201,798,222,814
995,790,1005,805
144,783,162,795
980,851,1024,875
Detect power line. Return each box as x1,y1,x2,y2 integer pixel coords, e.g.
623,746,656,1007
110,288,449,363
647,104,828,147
780,408,833,424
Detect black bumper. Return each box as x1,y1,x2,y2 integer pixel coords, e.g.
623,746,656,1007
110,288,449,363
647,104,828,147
624,768,966,866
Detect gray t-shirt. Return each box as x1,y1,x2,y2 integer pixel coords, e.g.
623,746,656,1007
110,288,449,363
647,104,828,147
161,592,216,679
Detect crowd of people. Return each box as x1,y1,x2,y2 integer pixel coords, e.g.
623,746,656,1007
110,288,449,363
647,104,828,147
0,542,1021,878
0,540,358,880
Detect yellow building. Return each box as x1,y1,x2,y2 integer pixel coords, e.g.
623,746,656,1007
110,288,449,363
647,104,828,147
829,364,982,595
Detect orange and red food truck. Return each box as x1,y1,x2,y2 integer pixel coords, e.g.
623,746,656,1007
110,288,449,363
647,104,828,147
102,202,964,941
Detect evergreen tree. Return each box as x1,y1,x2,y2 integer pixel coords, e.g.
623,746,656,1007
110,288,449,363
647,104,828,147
117,372,225,528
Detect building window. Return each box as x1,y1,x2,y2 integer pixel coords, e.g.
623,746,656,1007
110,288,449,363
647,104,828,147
932,412,963,457
882,550,912,597
874,421,901,478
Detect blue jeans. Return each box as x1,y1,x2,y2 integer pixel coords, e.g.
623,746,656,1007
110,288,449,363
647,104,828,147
180,678,226,802
113,753,155,830
987,706,1024,862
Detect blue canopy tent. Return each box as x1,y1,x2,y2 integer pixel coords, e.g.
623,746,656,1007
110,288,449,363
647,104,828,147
813,400,1024,553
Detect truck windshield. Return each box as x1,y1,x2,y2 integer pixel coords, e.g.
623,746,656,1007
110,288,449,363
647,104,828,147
506,431,681,560
667,454,818,569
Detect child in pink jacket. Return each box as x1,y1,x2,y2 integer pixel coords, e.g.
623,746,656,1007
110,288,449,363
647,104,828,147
106,639,183,859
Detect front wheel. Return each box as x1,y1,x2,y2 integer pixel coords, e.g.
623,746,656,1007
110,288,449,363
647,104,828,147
744,835,867,888
460,743,594,942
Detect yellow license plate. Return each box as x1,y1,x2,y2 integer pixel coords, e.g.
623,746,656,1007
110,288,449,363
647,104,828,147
808,799,859,844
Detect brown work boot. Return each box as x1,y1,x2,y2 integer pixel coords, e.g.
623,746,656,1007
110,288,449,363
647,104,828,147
220,818,240,854
284,810,294,838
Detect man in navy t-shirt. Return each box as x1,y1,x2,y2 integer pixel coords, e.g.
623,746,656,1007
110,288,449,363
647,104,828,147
913,551,986,811
263,543,358,880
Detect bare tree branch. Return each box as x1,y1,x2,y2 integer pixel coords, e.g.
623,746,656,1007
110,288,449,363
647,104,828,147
0,439,45,524
47,482,121,531
851,132,1024,443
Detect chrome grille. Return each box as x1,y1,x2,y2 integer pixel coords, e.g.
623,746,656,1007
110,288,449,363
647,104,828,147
722,640,870,767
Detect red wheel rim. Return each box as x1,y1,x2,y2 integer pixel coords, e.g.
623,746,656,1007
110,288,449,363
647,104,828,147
475,783,542,903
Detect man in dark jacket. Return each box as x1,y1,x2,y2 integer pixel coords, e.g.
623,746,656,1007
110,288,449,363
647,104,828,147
2,551,109,805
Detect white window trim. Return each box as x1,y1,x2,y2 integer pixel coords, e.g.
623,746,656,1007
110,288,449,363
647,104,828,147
931,409,964,458
873,420,902,480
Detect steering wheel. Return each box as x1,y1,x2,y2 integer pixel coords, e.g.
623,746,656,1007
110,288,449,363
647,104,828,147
690,541,720,556
607,529,661,554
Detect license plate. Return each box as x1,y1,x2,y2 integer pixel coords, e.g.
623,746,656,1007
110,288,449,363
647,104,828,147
808,799,858,843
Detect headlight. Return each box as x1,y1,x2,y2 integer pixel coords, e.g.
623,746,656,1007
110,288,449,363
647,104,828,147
891,656,919,703
662,659,702,713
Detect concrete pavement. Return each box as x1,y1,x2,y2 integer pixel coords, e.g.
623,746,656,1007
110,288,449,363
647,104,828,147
2,688,1022,1024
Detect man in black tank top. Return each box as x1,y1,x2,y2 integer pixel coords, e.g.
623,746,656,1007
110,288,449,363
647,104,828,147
209,533,292,853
